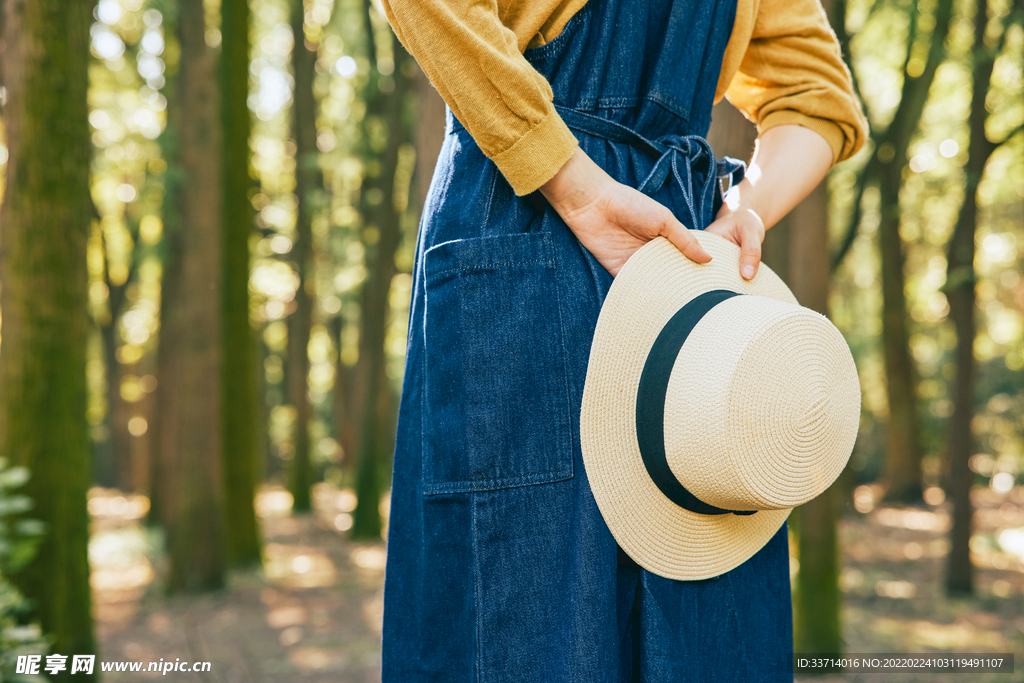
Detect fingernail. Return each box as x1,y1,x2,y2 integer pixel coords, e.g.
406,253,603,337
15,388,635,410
742,265,755,279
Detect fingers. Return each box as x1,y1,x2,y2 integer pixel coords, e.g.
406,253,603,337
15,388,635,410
736,211,764,280
707,208,764,280
659,212,712,264
739,229,761,280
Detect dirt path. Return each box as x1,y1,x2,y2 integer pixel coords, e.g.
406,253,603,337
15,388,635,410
93,486,385,682
796,486,1024,683
91,484,1024,682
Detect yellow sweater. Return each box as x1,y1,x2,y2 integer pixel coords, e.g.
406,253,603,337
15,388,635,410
382,0,868,196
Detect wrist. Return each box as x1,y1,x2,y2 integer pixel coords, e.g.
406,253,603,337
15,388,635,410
719,190,765,226
720,180,768,228
539,146,607,218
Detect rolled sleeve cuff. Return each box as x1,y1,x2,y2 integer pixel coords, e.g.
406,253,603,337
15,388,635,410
758,110,847,166
490,110,579,195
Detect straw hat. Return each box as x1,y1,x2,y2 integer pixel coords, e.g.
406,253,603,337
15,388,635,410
581,232,860,581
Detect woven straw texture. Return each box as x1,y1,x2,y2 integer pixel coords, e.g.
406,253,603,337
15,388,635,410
581,233,861,581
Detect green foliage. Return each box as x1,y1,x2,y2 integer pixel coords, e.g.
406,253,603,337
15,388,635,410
0,580,50,683
0,460,46,577
830,0,1024,492
0,459,50,681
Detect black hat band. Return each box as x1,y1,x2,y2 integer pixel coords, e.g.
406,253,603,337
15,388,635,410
635,289,757,517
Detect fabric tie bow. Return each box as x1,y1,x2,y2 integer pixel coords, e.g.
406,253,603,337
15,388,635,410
554,105,745,229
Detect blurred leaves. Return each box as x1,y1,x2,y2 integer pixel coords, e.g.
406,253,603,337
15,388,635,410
0,577,50,683
0,459,46,577
0,459,50,681
830,0,1024,489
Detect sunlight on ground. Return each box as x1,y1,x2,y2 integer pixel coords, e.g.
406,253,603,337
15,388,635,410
263,543,337,588
90,483,386,625
255,487,294,518
88,481,1024,679
351,546,386,571
838,485,1024,583
89,527,154,588
88,488,150,523
874,579,917,598
996,528,1024,559
88,490,159,625
868,616,1010,651
363,589,385,637
288,646,347,670
873,508,949,532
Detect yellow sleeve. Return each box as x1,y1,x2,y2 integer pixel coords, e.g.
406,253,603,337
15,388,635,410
381,0,578,195
720,0,868,164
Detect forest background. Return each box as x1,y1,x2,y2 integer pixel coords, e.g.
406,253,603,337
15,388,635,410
0,0,1022,680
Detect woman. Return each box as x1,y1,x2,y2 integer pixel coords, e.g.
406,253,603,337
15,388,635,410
379,0,867,679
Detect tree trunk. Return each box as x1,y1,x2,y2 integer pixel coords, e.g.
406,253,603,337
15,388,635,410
867,0,954,503
791,487,842,659
946,0,999,597
786,185,844,660
220,0,263,566
945,186,978,597
706,100,756,161
415,68,447,208
826,0,954,498
98,311,128,488
350,22,414,539
130,354,157,495
99,260,135,492
155,0,226,592
0,0,97,670
877,157,924,503
336,68,441,480
287,0,322,513
332,314,362,471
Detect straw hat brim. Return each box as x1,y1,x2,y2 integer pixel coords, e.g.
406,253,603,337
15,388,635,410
581,232,800,581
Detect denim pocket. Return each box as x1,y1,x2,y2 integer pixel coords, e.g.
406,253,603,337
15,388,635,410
421,232,573,494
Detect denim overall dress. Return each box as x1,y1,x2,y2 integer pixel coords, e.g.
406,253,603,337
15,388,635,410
383,0,793,679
